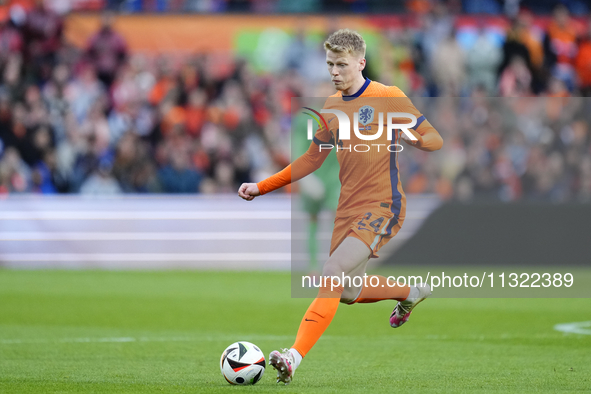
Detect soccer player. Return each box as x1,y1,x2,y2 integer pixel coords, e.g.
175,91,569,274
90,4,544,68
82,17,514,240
238,29,443,384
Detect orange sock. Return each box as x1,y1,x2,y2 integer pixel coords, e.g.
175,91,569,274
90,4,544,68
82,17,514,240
351,275,410,303
291,283,344,357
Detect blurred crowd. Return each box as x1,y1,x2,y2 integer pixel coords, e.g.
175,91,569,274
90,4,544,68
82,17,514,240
400,95,591,202
89,0,590,16
0,0,591,202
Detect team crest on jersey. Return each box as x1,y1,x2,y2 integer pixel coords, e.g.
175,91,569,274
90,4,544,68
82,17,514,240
358,105,374,125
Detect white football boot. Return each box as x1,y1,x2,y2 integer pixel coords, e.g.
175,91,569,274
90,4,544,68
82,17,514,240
390,283,432,328
269,348,295,384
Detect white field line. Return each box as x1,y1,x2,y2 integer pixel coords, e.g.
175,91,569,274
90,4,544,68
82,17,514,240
0,232,295,241
0,253,292,261
554,321,591,335
0,332,565,345
0,232,418,242
0,211,291,220
0,334,296,345
0,211,430,221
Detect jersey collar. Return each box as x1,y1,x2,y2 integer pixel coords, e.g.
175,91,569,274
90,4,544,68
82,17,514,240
342,77,371,101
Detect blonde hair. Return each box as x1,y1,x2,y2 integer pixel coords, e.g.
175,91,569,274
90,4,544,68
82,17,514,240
324,29,366,58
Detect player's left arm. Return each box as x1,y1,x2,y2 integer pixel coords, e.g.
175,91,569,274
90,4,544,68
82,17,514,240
388,87,443,152
400,119,443,152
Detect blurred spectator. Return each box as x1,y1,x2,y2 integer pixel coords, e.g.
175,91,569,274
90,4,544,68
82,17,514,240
0,146,32,192
158,147,203,193
112,132,160,192
185,88,207,138
543,4,578,91
79,155,123,195
515,11,544,70
420,2,454,67
86,12,127,88
31,149,57,193
65,63,105,124
499,56,532,96
575,19,591,96
287,24,327,83
499,18,536,94
466,26,502,94
431,29,465,96
23,0,63,83
546,75,570,96
0,11,23,70
43,63,71,141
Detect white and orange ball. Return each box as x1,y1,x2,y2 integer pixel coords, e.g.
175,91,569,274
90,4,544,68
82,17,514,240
220,341,266,385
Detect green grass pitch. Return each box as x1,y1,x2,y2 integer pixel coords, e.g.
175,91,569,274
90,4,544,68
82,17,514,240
0,270,589,393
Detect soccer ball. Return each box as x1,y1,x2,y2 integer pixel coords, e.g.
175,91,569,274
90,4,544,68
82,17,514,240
220,341,266,385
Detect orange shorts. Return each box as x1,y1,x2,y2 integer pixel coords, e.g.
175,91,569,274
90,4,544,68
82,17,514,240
329,209,403,258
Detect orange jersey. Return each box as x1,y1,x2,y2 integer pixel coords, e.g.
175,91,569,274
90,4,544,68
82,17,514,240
309,79,436,221
258,78,442,228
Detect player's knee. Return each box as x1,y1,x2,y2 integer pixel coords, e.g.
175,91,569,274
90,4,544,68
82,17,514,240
322,258,360,278
339,286,360,304
321,260,343,278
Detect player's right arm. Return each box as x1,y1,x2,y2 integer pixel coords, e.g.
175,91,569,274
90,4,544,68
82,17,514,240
238,141,332,201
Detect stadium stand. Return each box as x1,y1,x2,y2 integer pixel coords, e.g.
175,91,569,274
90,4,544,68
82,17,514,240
0,1,589,204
